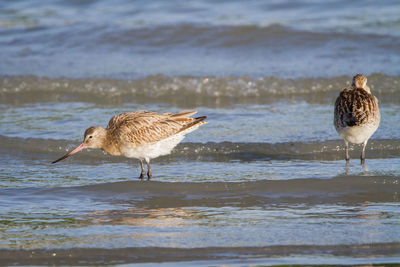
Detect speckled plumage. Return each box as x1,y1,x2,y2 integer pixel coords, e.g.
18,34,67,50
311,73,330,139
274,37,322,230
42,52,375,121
334,74,380,163
334,87,379,129
53,110,207,180
99,110,205,155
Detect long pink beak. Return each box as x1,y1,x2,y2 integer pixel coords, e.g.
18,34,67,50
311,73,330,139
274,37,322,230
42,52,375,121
52,143,88,164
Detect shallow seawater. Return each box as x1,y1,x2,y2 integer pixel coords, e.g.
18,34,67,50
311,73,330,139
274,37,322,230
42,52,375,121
1,0,400,266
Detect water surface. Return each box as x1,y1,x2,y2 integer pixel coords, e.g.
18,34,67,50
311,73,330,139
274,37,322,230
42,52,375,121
1,0,400,265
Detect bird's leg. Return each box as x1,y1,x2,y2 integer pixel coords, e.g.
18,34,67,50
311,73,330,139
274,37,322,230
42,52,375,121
146,158,152,180
345,141,350,162
139,159,145,180
361,140,367,165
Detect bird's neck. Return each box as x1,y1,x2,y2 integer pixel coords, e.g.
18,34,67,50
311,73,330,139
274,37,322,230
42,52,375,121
352,84,371,94
363,85,371,94
357,85,371,94
101,130,122,156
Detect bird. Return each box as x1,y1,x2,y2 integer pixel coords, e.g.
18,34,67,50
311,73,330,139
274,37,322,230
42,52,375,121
52,110,207,180
334,74,380,164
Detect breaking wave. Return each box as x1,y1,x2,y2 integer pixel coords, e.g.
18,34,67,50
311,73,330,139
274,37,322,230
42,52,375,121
1,74,399,104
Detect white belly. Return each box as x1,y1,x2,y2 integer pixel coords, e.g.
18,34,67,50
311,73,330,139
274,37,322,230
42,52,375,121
337,123,379,144
121,133,186,160
121,124,202,160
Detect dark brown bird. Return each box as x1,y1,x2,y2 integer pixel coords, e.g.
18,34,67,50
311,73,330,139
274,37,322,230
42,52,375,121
334,74,380,164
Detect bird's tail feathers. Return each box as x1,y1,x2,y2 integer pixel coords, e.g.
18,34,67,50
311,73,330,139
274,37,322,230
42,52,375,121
170,110,198,118
178,116,208,133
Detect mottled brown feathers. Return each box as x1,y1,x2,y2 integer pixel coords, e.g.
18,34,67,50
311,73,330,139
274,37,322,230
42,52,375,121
334,87,379,128
168,110,198,118
84,126,97,137
106,110,207,145
178,116,207,133
352,74,367,89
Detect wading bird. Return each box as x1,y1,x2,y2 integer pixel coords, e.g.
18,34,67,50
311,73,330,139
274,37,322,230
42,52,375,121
334,74,380,164
52,110,207,180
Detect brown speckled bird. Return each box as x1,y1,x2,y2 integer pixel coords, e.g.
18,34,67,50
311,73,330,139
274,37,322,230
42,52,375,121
334,74,380,164
52,110,207,180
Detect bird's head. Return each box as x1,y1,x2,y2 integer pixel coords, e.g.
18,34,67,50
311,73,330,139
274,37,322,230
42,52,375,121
352,74,367,89
83,126,107,149
51,126,106,164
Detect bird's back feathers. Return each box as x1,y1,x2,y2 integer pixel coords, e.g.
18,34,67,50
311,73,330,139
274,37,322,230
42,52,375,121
334,87,379,129
106,110,207,145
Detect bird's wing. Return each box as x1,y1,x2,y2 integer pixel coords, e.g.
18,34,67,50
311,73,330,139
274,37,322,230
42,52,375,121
165,110,198,118
107,110,204,144
334,88,379,128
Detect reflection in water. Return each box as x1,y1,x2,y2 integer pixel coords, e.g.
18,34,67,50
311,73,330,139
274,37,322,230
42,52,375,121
362,163,369,174
1,202,400,250
1,174,399,250
343,161,370,176
87,207,199,227
84,207,217,248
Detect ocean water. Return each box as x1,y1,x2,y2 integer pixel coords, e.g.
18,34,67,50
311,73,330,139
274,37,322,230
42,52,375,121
1,0,400,266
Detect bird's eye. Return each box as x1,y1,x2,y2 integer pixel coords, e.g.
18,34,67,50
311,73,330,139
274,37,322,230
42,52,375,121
89,136,93,139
